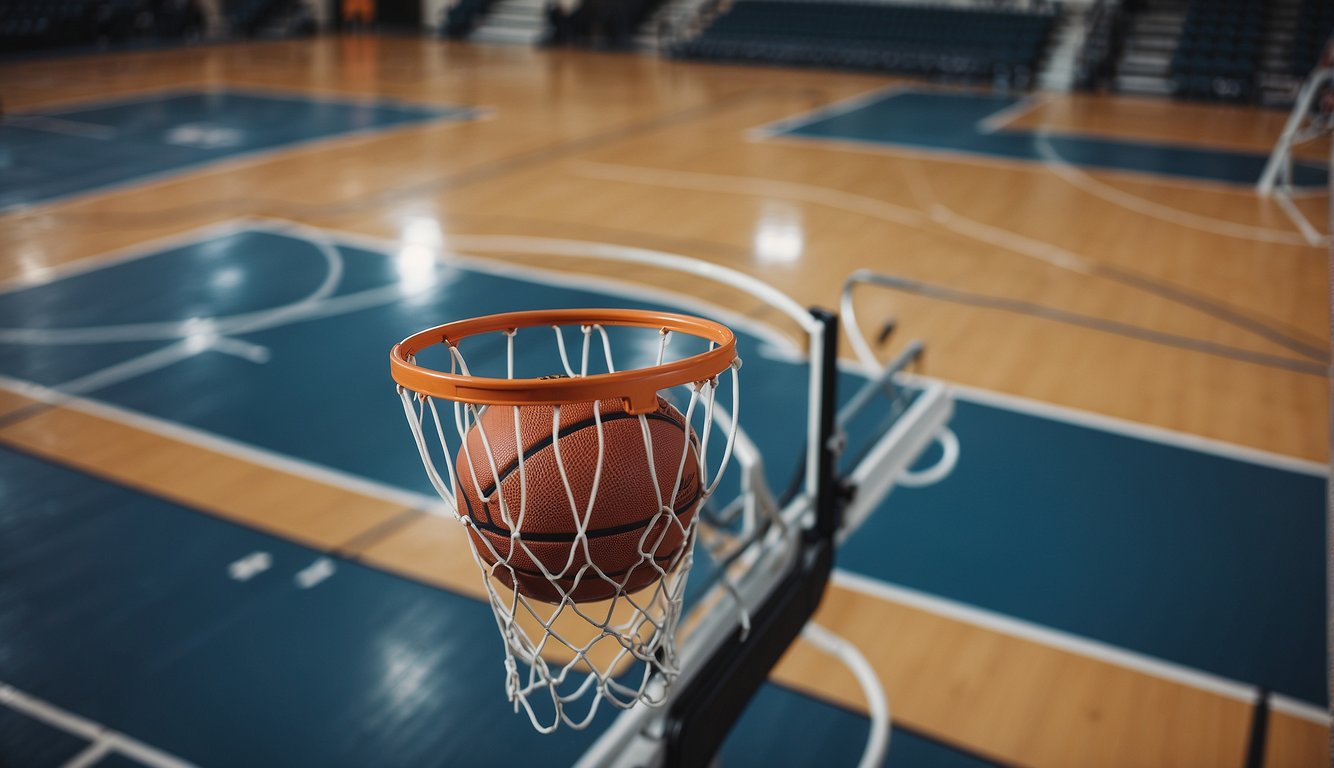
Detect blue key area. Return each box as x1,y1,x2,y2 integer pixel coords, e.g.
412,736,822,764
0,446,608,767
1,445,1002,766
776,90,1328,188
0,226,1322,718
842,399,1328,706
0,89,472,210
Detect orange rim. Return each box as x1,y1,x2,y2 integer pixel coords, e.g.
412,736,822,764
390,308,737,415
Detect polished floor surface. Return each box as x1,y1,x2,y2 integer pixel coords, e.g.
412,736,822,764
0,35,1328,768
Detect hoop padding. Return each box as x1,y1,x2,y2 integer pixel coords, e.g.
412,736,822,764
392,311,743,732
391,309,737,415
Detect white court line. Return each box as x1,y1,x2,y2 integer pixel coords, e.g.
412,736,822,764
310,219,1326,475
1270,693,1333,727
749,90,1329,240
4,115,118,140
832,571,1269,707
941,380,1326,477
1,90,481,215
0,374,446,514
11,214,1317,480
273,219,810,356
574,161,1333,370
1031,131,1326,248
976,93,1053,134
575,161,929,229
62,738,114,768
0,217,267,295
1273,189,1328,246
0,219,1323,713
746,83,908,140
0,682,197,768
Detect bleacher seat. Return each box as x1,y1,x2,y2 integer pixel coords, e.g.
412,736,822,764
672,0,1056,87
1168,0,1263,103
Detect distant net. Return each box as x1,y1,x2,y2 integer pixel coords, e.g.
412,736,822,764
391,309,743,731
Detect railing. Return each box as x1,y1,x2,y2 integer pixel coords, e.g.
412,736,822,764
1074,0,1125,90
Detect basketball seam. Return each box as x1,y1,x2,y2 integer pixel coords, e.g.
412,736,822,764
469,485,702,542
489,547,685,580
460,407,702,541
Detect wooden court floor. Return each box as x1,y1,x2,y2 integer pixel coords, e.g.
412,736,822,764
0,34,1329,767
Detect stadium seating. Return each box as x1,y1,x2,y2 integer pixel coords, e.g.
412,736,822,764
443,0,497,38
1168,0,1262,102
672,1,1057,87
1290,0,1334,77
0,0,206,55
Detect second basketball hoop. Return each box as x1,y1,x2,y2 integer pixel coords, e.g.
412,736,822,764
390,308,742,731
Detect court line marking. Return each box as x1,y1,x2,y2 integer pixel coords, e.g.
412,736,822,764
756,128,1331,206
0,88,481,215
748,91,1325,245
574,161,1330,364
1273,189,1328,246
573,161,1087,272
0,218,263,295
0,681,197,768
1030,130,1330,248
11,83,472,124
3,114,118,140
1270,693,1333,727
749,84,1328,198
937,381,1327,477
975,93,1054,134
307,221,1328,474
832,571,1273,709
4,215,1319,481
272,219,809,356
0,373,445,514
0,220,1323,711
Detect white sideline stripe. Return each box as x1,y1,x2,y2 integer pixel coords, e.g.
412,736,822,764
0,374,446,514
926,202,1091,272
62,738,113,768
0,682,196,768
54,341,210,397
575,161,928,229
941,380,1327,477
0,90,480,216
1273,188,1330,246
1031,131,1320,248
749,90,1328,241
1270,693,1333,726
291,221,808,357
976,93,1053,134
747,84,909,139
0,220,1323,718
832,571,1267,706
0,218,265,295
6,114,118,140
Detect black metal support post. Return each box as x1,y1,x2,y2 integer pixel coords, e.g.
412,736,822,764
661,308,842,768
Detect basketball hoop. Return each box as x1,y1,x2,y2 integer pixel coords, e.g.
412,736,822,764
390,308,743,732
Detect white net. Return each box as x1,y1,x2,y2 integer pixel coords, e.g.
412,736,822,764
395,318,743,732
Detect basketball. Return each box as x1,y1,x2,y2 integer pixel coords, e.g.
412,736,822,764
455,395,702,604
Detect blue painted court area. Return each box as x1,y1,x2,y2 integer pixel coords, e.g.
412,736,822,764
0,446,995,767
0,90,472,211
770,90,1328,188
0,223,1325,763
844,398,1328,706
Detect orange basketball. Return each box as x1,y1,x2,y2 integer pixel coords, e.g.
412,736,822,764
455,396,702,604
